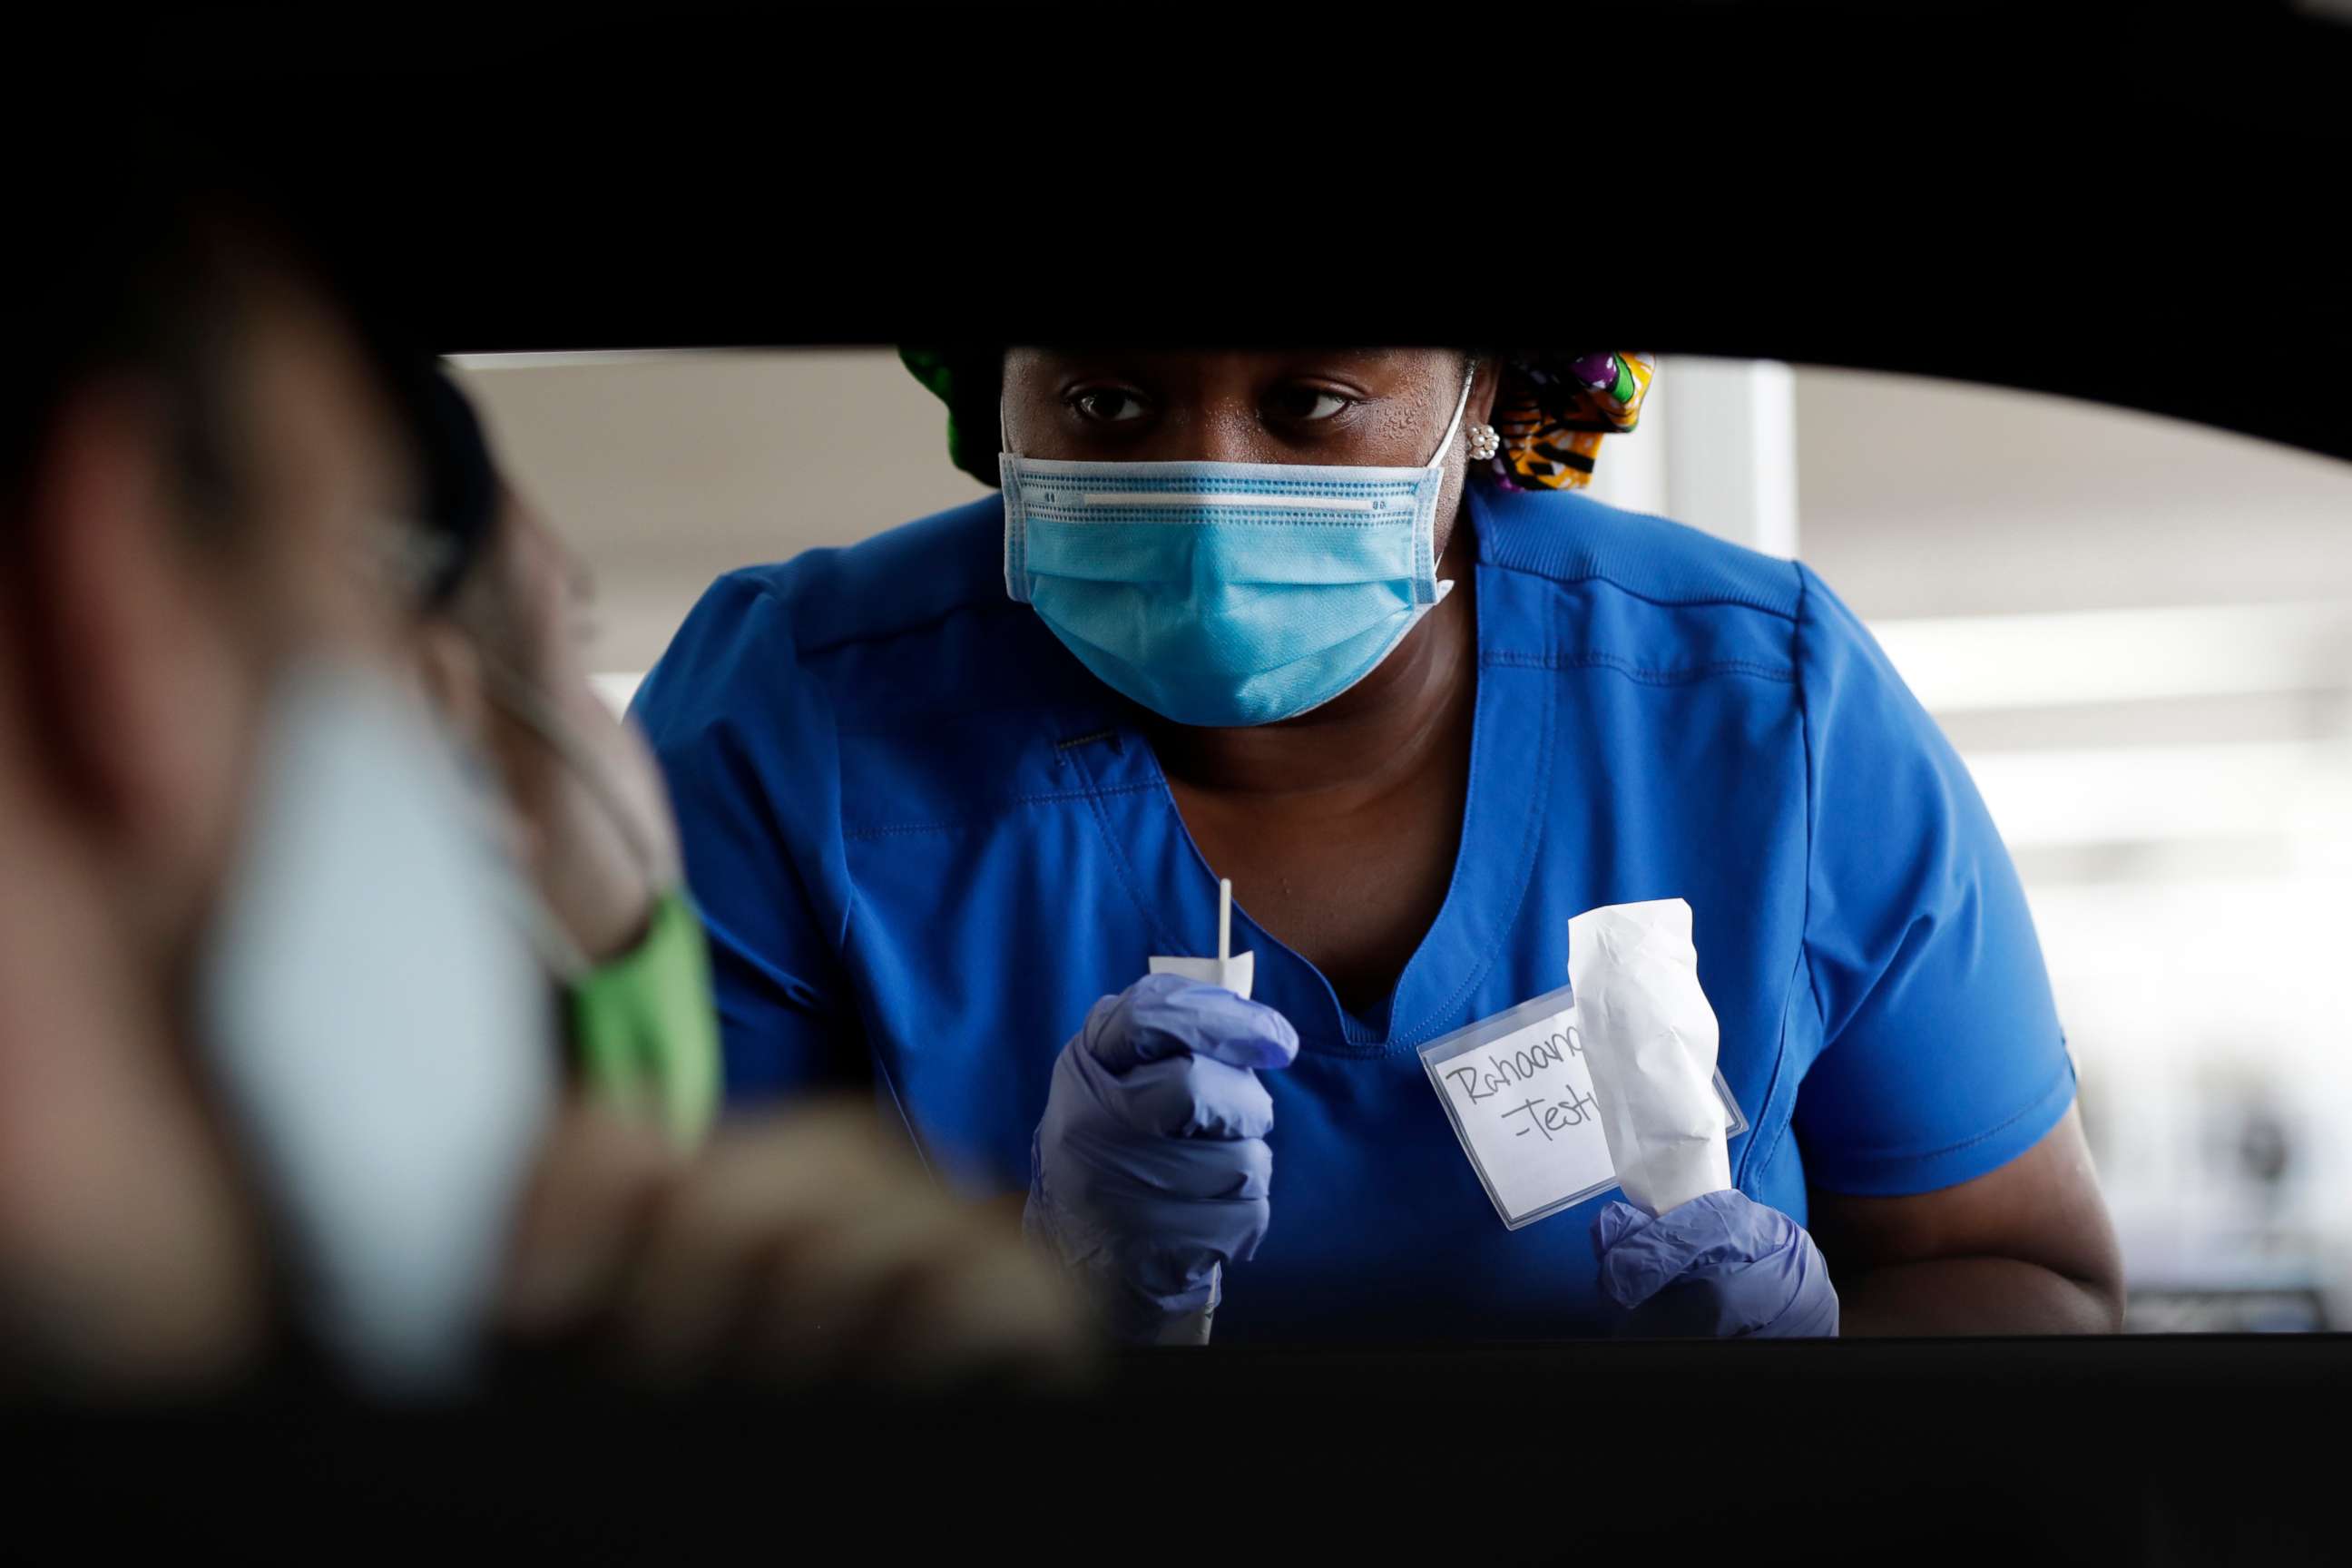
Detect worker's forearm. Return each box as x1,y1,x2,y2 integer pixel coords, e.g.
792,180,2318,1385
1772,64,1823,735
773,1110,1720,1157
1832,1256,2124,1336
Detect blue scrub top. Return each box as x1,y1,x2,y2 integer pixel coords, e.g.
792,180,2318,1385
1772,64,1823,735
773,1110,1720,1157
632,485,2075,1341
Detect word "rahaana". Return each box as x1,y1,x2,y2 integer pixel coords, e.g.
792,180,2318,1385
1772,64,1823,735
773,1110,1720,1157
1444,1024,1583,1104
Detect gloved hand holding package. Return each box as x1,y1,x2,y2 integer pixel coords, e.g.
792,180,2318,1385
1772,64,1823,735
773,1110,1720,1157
1573,897,1838,1337
1592,1189,1840,1338
1567,898,1731,1216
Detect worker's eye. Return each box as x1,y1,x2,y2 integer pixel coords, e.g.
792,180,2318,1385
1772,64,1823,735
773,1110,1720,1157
1264,385,1356,424
1068,387,1152,425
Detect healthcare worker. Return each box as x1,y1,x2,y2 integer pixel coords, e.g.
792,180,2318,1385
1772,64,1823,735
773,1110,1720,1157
633,348,2124,1344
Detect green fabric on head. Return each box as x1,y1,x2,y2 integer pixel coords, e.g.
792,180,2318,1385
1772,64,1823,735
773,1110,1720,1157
898,345,956,408
899,345,1004,488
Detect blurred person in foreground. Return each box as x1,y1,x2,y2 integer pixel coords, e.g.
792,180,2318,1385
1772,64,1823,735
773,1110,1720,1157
390,372,1084,1385
401,368,717,1150
0,160,1086,1402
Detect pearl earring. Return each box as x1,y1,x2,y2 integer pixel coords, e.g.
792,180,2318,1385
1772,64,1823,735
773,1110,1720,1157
1466,423,1501,462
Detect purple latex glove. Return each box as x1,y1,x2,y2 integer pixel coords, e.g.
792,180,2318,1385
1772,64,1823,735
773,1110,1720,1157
1024,974,1300,1343
1592,1189,1840,1338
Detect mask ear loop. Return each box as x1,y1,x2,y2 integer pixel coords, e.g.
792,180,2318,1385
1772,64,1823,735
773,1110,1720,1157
466,652,670,983
473,655,665,882
1420,360,1479,602
1426,360,1478,469
375,649,594,988
506,870,593,986
433,702,594,988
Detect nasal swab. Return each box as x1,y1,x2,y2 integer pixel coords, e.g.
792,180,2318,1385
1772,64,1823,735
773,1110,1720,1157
1146,877,1252,1004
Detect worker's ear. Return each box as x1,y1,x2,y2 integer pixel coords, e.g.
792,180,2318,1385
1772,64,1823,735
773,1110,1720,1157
1470,353,1502,429
21,381,261,885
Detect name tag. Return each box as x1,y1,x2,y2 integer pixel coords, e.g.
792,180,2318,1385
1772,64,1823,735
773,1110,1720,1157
1419,984,1747,1230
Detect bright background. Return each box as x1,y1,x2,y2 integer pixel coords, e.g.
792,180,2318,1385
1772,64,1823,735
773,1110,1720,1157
455,350,2352,1330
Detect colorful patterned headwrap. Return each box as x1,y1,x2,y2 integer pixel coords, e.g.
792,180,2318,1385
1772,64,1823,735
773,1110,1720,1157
900,348,1655,493
1484,350,1657,493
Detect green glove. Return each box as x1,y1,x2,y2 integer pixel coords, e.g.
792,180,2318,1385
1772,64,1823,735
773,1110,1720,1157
568,889,722,1149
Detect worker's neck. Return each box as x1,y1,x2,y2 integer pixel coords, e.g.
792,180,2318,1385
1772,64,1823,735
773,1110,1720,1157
1144,530,1479,802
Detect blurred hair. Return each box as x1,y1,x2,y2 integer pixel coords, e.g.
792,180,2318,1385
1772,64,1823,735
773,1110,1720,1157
5,137,438,553
413,369,500,614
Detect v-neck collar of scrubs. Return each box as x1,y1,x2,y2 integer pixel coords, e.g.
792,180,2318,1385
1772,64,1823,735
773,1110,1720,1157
1054,489,1556,1057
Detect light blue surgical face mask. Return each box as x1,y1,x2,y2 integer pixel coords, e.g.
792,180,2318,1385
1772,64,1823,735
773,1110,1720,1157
201,659,554,1400
1001,370,1474,728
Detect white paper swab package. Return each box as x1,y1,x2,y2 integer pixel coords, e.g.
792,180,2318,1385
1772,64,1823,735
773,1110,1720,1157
1148,877,1254,999
1567,897,1733,1218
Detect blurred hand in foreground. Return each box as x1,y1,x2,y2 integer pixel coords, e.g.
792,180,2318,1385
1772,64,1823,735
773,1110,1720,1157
496,1100,1098,1394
